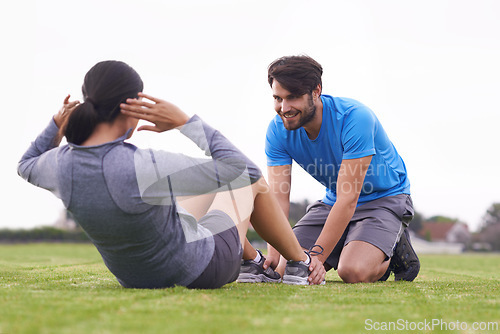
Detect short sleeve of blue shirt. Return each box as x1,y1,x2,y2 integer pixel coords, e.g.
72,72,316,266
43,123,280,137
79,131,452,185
265,118,292,166
341,106,377,160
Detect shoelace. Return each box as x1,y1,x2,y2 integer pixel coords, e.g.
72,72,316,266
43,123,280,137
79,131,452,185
307,244,324,256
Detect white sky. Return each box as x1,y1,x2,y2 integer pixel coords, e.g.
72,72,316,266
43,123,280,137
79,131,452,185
1,0,499,231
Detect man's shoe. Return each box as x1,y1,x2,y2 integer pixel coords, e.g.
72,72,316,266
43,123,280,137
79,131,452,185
392,229,420,281
237,249,281,283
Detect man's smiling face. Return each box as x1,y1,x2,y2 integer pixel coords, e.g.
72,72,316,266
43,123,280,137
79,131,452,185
272,80,316,131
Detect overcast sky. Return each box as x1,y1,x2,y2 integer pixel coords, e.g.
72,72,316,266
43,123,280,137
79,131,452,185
2,0,499,231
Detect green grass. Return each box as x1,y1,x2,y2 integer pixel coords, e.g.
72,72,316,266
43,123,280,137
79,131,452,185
0,244,498,334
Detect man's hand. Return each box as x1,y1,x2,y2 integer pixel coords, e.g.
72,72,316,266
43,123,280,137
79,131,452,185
120,92,190,132
54,94,80,128
308,256,326,285
263,245,281,270
263,253,280,271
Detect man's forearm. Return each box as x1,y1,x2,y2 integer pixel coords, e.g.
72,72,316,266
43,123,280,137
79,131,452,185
314,200,357,264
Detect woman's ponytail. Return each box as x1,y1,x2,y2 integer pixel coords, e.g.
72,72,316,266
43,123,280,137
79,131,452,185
64,100,101,145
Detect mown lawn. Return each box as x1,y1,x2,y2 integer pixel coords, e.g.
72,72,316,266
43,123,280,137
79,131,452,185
0,243,498,334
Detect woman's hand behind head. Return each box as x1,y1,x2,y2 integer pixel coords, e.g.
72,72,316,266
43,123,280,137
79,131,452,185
54,94,80,128
120,93,190,133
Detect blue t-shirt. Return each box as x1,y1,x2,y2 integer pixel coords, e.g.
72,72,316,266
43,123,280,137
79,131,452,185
265,95,410,206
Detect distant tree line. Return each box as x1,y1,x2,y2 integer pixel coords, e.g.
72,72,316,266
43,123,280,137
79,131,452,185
0,226,89,243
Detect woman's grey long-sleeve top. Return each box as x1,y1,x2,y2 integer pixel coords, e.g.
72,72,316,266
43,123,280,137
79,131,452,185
18,115,261,288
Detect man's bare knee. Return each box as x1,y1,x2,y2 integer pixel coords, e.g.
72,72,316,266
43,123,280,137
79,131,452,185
337,263,371,283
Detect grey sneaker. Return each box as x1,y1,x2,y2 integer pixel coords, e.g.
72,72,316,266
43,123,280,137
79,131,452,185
392,229,420,281
283,252,315,285
237,249,281,283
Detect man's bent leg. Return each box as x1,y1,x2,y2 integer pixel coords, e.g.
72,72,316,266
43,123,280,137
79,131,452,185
354,194,418,282
337,241,389,283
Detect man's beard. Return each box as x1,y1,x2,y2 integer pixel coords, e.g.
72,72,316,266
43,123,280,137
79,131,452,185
281,94,316,131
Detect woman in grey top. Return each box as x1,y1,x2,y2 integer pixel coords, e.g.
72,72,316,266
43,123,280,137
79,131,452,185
18,61,325,289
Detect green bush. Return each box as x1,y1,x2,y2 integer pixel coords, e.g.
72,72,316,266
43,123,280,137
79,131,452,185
0,227,90,243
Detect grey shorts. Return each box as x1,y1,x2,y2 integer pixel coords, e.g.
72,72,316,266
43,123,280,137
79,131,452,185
187,210,242,289
293,194,414,270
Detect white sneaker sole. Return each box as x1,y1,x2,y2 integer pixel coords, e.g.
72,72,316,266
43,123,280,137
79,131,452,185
283,276,326,285
236,273,281,283
282,275,309,285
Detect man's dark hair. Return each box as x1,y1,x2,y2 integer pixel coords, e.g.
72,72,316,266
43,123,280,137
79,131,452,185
267,55,323,96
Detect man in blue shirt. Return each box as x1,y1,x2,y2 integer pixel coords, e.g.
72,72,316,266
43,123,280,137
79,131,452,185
239,55,419,283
